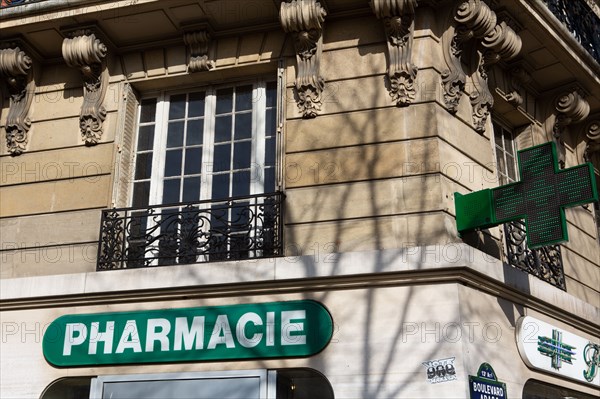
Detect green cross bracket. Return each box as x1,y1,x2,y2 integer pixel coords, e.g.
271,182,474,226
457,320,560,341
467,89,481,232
455,142,598,249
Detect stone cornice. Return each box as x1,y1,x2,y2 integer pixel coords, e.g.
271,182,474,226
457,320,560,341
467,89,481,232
1,246,598,338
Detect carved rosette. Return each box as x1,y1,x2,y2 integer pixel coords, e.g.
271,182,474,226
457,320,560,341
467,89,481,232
184,31,215,73
0,45,35,156
62,30,108,145
584,120,600,162
370,0,418,106
441,0,521,133
280,0,327,118
552,89,590,167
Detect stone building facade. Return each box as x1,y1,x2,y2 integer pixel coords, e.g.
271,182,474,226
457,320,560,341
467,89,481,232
1,0,599,398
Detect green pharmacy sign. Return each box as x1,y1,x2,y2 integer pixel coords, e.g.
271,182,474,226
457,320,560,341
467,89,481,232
42,300,333,367
455,142,598,248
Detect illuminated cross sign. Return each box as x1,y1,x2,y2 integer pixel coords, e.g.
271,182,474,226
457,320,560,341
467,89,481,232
538,329,576,370
455,142,598,249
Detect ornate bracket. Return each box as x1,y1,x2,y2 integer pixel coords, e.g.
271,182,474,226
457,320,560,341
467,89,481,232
62,29,109,146
584,120,599,163
184,30,215,73
553,88,590,167
0,43,35,156
370,0,418,107
469,21,521,132
441,0,520,133
280,0,327,118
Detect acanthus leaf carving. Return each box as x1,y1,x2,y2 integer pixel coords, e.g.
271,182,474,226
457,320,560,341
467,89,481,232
184,30,215,73
370,0,419,107
0,43,35,156
441,0,521,133
62,29,108,146
469,21,521,133
280,0,327,118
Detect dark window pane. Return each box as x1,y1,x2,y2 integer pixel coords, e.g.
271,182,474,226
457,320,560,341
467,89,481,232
134,152,153,180
234,113,252,140
164,149,182,177
162,179,180,204
265,108,276,136
188,92,205,117
186,119,204,146
504,134,514,156
169,94,186,120
212,173,230,200
216,88,233,114
185,147,202,175
213,143,231,172
137,125,155,151
235,85,253,111
507,155,516,180
215,115,232,143
232,171,250,197
132,181,150,208
496,151,506,178
264,167,275,193
266,82,277,108
494,126,503,149
183,177,201,202
140,99,157,123
167,121,184,148
233,140,251,170
265,137,276,167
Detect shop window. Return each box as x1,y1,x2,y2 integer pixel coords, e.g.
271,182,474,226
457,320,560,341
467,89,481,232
39,377,92,399
84,369,332,399
523,379,597,399
492,121,565,289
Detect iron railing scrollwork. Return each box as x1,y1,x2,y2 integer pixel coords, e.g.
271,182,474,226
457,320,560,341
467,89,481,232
97,192,284,270
543,0,600,64
504,220,566,290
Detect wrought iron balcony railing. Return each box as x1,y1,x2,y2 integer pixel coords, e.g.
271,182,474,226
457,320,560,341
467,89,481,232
504,221,565,290
97,192,284,270
543,0,600,64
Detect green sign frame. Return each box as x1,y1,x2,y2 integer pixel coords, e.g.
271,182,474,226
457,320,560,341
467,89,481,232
42,300,333,367
455,142,598,248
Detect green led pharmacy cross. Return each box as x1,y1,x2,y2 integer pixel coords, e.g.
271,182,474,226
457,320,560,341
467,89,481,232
455,142,598,249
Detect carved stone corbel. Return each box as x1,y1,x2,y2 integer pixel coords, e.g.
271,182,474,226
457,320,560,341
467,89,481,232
505,64,532,107
584,120,599,163
553,88,590,167
0,43,35,155
370,0,418,107
62,29,109,146
441,0,497,114
280,0,327,118
469,21,521,132
184,30,215,72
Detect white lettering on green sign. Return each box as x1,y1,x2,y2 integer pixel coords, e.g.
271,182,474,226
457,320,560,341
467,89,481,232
43,301,332,367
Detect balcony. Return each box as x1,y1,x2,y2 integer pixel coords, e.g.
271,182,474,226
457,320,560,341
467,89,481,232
0,0,44,8
543,0,600,64
97,193,284,270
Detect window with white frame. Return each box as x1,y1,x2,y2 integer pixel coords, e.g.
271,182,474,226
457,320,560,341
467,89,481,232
131,81,278,208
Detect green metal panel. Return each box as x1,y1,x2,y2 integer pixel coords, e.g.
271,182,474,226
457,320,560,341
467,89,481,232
455,190,495,233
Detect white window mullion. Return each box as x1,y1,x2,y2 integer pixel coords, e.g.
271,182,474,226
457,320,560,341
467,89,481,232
252,82,266,195
201,89,216,201
150,94,169,206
